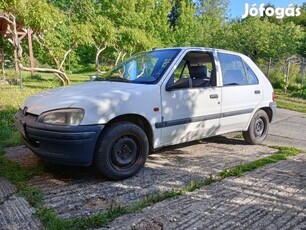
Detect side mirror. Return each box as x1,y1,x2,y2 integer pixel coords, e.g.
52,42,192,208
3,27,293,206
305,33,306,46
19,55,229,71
166,78,191,91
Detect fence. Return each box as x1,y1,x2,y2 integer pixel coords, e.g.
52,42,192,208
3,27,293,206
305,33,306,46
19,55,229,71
258,55,306,91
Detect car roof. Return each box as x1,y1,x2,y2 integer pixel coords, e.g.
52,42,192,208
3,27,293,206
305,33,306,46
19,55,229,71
152,47,244,57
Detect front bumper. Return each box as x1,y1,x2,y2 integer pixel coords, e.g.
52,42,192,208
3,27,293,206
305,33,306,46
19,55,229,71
15,109,104,166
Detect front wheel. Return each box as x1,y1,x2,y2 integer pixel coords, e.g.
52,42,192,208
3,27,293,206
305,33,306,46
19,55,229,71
94,121,149,180
243,110,269,145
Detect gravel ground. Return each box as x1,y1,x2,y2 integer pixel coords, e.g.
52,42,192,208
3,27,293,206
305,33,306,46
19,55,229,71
0,178,42,230
4,137,275,219
103,154,306,230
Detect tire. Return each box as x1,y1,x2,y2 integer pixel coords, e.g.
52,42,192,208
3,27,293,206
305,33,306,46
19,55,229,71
243,110,269,145
94,121,149,180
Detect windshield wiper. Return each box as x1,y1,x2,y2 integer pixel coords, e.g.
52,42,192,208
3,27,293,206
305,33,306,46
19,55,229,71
107,77,131,82
95,76,131,83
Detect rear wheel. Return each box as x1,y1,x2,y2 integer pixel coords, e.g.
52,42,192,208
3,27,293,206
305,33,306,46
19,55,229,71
94,121,149,180
243,110,269,145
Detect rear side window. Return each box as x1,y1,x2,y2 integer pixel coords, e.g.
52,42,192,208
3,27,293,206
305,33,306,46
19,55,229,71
218,53,248,86
244,61,259,85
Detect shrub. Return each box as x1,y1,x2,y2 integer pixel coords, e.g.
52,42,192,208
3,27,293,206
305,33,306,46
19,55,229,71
292,86,306,99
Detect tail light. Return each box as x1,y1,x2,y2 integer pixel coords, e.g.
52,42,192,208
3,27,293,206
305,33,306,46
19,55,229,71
272,92,275,102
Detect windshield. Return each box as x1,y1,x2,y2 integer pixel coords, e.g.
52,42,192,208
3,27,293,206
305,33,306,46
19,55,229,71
96,49,180,84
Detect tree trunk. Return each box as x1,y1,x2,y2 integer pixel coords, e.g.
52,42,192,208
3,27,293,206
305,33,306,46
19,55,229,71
121,52,126,62
34,35,71,85
115,52,122,66
19,63,69,86
95,43,107,73
59,49,72,72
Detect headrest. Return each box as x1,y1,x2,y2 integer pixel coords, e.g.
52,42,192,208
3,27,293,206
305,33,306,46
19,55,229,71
189,65,208,79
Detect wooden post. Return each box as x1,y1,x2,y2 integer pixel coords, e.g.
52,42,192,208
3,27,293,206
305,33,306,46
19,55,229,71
27,29,35,76
13,46,19,76
1,61,4,79
0,48,4,79
302,58,305,87
9,14,20,78
285,61,290,94
267,57,272,78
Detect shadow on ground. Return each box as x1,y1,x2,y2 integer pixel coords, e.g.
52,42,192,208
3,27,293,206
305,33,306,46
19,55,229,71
4,135,276,219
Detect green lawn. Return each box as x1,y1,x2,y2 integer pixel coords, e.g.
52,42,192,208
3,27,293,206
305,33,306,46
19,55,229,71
275,89,306,113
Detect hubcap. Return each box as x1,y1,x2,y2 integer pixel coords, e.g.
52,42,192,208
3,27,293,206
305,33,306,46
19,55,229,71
254,117,265,137
111,136,138,168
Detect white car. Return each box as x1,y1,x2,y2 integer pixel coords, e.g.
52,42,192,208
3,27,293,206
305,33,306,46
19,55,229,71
15,47,276,180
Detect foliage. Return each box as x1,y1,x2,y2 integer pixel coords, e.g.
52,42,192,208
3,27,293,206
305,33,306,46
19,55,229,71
292,85,306,99
0,0,64,32
214,17,304,60
0,0,305,87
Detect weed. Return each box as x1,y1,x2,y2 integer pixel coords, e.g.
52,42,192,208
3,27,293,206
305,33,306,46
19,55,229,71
292,86,306,100
218,146,303,179
234,133,244,139
19,185,44,207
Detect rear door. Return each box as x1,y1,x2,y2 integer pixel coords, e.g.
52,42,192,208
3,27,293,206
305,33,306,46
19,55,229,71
217,52,263,133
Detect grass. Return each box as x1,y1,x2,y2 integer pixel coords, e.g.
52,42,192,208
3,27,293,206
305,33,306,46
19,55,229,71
0,143,302,229
234,133,244,139
218,146,303,178
0,156,45,207
275,89,306,113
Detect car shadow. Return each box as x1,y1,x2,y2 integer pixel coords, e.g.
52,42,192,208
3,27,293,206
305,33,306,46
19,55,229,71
153,135,248,155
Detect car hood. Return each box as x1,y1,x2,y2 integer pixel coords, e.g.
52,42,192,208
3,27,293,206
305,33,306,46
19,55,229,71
22,81,142,115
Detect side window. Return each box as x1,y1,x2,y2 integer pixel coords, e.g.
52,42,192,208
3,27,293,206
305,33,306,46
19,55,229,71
167,51,215,90
218,53,248,86
173,60,189,82
244,61,259,85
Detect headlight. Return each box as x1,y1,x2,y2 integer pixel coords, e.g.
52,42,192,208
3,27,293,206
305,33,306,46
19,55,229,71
37,108,84,126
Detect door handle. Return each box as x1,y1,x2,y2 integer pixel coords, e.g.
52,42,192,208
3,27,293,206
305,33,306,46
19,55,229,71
254,90,261,94
210,94,219,99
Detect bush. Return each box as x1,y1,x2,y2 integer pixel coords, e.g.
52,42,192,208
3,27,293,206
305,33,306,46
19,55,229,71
292,86,306,99
72,64,96,74
268,69,285,89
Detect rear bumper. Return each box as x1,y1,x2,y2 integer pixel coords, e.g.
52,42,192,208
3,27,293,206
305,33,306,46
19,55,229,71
15,109,104,166
269,102,277,122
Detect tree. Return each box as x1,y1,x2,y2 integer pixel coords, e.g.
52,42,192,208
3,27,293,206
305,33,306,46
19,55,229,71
0,0,73,84
35,21,93,76
196,0,229,19
1,0,63,32
214,17,304,60
91,16,116,72
171,0,198,46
